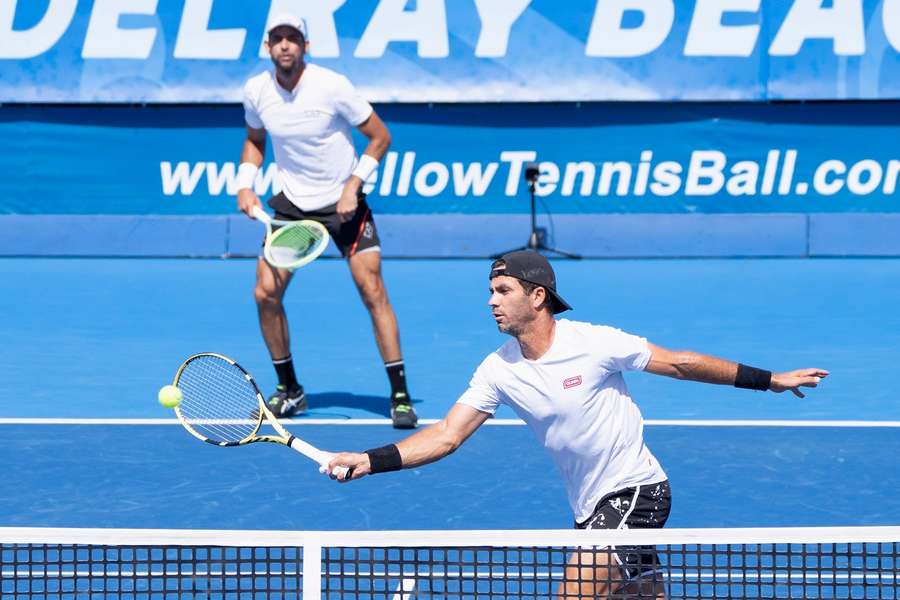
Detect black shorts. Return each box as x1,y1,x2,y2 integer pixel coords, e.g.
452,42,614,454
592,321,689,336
575,480,671,581
266,191,381,258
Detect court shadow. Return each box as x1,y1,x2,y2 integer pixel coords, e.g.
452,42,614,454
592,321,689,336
304,392,422,418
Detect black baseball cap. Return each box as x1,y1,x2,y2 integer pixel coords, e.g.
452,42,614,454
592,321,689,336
489,250,572,314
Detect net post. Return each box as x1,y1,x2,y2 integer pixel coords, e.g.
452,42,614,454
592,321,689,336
303,534,322,600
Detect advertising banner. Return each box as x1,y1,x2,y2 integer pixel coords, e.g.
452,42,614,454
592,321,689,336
3,0,900,102
2,103,900,215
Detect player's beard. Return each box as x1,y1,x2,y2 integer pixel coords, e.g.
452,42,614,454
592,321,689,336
273,55,303,79
496,320,520,337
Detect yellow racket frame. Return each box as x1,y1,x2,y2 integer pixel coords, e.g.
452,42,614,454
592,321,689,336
171,352,338,471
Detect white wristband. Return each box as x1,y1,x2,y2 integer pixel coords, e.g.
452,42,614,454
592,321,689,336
351,154,379,183
236,162,259,191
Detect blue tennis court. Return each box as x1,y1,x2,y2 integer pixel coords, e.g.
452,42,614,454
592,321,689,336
5,3,900,597
2,256,899,532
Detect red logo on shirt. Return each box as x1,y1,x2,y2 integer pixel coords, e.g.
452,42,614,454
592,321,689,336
563,375,582,389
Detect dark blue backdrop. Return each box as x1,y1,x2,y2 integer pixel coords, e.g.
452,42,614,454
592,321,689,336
3,102,900,215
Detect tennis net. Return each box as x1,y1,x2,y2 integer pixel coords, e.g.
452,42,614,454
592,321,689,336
2,526,898,599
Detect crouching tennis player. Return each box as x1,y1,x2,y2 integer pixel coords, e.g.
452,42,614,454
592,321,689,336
326,250,828,599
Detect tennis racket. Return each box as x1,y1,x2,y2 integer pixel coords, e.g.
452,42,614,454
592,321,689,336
171,352,347,477
252,206,329,270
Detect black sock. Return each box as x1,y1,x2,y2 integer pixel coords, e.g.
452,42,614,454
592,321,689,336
385,360,408,399
273,355,300,391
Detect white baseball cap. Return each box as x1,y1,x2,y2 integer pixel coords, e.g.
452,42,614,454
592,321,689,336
267,13,308,40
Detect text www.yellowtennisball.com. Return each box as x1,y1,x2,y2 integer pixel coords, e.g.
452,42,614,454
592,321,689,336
160,150,900,200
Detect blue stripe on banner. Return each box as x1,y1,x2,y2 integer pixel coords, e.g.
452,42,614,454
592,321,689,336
0,213,896,258
809,214,900,257
0,216,228,258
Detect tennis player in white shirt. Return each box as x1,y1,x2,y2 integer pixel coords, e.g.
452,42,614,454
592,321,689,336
326,250,828,598
235,13,416,429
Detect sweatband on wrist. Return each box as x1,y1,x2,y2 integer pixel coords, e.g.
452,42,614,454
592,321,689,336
351,154,379,182
236,162,259,191
365,444,402,474
734,364,772,391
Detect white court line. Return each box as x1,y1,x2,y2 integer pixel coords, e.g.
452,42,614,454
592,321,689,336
0,418,899,427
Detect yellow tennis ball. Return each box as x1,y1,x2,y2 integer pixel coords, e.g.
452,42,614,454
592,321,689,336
158,385,183,408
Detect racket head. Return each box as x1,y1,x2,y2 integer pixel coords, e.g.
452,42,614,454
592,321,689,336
263,219,330,270
172,353,265,446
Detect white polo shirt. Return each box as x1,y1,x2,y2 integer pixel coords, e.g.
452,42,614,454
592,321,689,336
243,64,374,211
457,318,667,524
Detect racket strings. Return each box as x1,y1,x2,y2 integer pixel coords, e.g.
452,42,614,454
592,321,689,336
176,355,261,443
268,223,326,264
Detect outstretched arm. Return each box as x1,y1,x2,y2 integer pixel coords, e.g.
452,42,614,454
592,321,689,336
326,403,491,482
644,343,828,398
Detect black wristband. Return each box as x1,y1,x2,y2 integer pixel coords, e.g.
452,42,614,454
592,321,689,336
734,363,772,391
365,444,403,474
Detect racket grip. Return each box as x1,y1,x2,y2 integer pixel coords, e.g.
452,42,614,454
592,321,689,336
251,206,271,223
288,437,351,479
318,464,351,480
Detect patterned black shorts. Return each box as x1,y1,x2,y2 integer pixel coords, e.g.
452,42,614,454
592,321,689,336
576,480,672,581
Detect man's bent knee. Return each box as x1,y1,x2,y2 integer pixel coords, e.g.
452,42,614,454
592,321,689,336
254,284,285,308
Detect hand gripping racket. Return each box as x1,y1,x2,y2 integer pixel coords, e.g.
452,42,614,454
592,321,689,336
171,352,346,477
252,206,329,270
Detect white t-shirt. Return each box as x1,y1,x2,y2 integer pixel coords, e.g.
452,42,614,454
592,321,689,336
457,318,667,524
243,64,374,211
